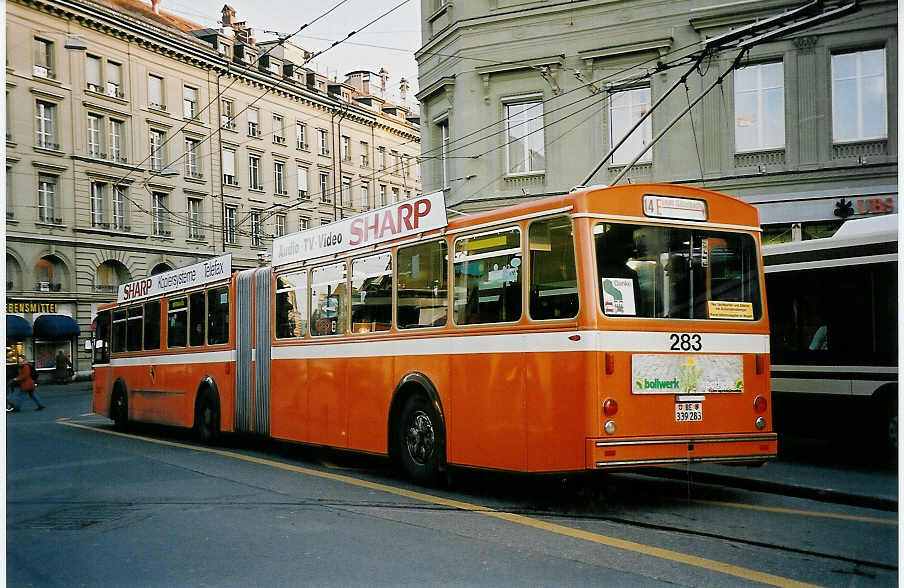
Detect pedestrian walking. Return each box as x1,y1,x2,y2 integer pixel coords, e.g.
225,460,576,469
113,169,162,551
54,350,72,384
7,356,45,412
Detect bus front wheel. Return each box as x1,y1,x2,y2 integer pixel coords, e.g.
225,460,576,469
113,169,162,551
111,388,128,431
398,394,444,485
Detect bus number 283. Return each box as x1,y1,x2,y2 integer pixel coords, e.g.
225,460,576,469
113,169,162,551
670,333,702,351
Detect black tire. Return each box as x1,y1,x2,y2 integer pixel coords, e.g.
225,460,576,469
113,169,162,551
195,389,220,444
397,394,445,485
111,387,128,430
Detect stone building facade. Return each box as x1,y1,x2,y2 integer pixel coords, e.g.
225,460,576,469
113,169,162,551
416,0,896,240
6,0,421,376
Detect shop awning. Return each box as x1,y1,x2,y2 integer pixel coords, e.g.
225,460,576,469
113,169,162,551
33,315,81,339
6,315,32,340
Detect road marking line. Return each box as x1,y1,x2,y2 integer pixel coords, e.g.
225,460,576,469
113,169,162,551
691,499,897,526
58,420,819,588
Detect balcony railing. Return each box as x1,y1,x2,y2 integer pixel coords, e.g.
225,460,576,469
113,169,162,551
297,141,308,150
273,135,286,145
36,282,62,292
149,102,166,111
33,65,56,79
94,284,117,293
298,189,308,199
36,139,61,150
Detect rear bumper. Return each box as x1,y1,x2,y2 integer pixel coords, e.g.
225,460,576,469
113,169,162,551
587,433,778,469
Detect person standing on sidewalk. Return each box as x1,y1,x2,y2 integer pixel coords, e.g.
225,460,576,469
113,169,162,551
54,350,72,384
7,356,45,412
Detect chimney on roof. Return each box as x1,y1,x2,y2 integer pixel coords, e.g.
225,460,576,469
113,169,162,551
221,5,236,27
399,78,409,102
378,67,389,97
151,0,161,14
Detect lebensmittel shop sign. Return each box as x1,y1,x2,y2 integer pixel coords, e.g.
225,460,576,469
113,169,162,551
272,191,448,267
117,254,232,303
632,354,743,394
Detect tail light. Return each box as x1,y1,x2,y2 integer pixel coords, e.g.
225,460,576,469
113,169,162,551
603,398,618,417
753,395,767,413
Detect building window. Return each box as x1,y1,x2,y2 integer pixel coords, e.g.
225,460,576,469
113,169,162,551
405,190,411,200
300,216,310,231
273,114,285,144
88,113,105,157
149,128,166,170
251,210,262,247
222,147,237,185
341,176,351,206
297,165,309,198
275,214,286,237
185,137,201,178
390,150,399,174
319,172,330,202
90,181,109,227
832,49,887,142
188,197,204,240
360,180,370,210
248,107,260,136
360,142,369,167
296,122,307,149
249,154,262,190
317,129,329,155
224,205,237,244
378,146,386,170
609,87,651,165
379,184,387,207
438,121,449,187
35,100,56,149
274,160,286,194
112,185,128,230
321,218,331,226
504,100,545,174
221,98,235,129
33,38,54,78
152,192,169,236
735,62,784,152
148,74,165,110
109,119,125,162
183,86,199,119
341,136,351,160
392,186,400,203
86,55,103,92
105,62,122,98
37,174,58,223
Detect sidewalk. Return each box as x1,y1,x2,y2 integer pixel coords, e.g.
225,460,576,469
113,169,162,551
649,459,898,511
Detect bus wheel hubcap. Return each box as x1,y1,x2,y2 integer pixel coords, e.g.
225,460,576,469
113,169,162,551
406,411,435,465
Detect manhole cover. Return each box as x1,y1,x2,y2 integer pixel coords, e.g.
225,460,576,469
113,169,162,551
14,504,133,530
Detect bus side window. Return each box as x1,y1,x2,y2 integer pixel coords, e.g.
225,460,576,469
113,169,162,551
275,270,308,339
168,297,188,348
397,240,448,329
208,286,229,345
529,216,578,320
94,310,111,364
112,309,127,353
144,301,161,350
453,226,522,325
189,291,206,347
126,306,143,352
310,262,347,337
351,252,392,334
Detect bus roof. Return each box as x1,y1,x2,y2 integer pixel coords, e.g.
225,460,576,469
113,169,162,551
763,213,898,258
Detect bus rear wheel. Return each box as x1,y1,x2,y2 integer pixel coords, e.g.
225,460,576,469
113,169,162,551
195,390,220,444
111,388,128,431
398,394,444,485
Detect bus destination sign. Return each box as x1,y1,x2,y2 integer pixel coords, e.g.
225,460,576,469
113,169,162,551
272,191,448,266
117,254,232,303
643,194,707,221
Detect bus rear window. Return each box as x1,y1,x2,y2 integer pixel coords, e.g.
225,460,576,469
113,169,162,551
594,223,761,320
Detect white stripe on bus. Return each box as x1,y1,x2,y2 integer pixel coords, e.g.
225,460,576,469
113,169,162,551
772,364,897,374
106,332,769,367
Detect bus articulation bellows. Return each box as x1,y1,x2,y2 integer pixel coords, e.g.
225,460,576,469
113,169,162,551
93,184,777,483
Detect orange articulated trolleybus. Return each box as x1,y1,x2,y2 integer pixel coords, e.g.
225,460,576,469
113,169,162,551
93,183,776,483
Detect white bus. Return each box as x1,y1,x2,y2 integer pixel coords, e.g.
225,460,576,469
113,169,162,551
763,214,897,451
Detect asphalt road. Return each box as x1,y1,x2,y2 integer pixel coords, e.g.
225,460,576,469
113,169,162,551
6,383,898,587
